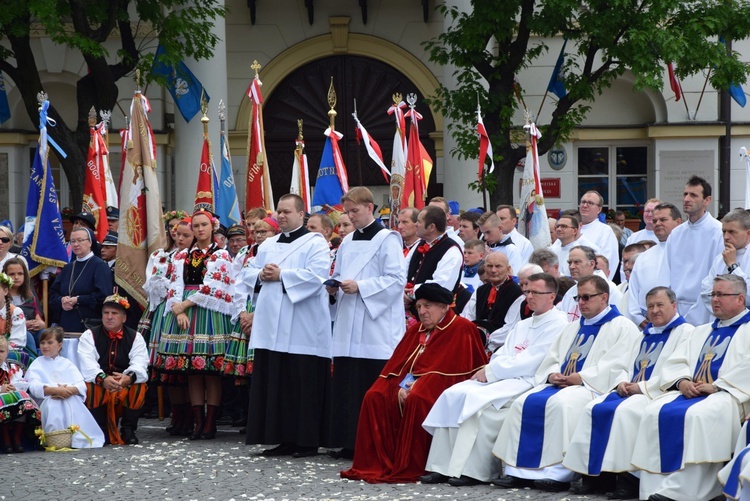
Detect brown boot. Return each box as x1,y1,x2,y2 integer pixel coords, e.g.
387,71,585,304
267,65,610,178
177,404,194,436
189,405,205,440
201,405,219,439
11,422,24,453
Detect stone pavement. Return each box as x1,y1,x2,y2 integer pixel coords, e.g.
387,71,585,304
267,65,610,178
4,419,610,501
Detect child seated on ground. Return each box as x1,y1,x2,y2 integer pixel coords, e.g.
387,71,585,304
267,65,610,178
26,326,104,448
0,336,40,452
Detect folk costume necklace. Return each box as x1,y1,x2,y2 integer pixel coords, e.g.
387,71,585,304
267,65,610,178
69,258,92,296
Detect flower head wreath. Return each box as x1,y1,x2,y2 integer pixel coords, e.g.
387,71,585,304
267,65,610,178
163,210,189,224
103,293,130,310
0,272,13,289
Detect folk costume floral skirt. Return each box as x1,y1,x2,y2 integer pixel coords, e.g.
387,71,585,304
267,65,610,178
222,298,254,379
152,289,231,376
0,389,40,424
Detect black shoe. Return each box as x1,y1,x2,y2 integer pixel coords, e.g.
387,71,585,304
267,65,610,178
238,427,246,434
120,429,139,445
261,443,297,456
608,473,639,499
574,473,616,494
327,448,355,460
491,476,536,488
419,472,449,484
648,495,675,501
291,446,319,458
231,418,246,427
448,475,484,487
216,415,234,426
534,479,570,492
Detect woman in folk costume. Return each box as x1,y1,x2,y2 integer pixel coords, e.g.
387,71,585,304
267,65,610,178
26,327,105,448
0,336,40,453
4,258,46,352
142,216,194,436
155,209,235,440
223,217,280,379
0,271,35,370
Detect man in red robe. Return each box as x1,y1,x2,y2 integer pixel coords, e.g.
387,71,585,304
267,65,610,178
340,283,487,483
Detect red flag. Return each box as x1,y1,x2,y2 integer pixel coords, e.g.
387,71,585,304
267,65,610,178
667,63,681,102
245,77,274,212
353,112,390,182
403,108,431,209
83,122,109,242
195,135,215,212
116,91,167,307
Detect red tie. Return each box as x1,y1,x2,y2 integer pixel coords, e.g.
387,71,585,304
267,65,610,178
487,286,497,308
107,330,123,340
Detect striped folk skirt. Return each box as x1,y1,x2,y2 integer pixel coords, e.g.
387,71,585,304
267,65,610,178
152,289,232,376
222,298,254,378
0,389,40,424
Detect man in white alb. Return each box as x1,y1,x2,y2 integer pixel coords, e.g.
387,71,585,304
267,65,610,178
549,214,599,277
496,205,534,263
478,212,524,274
578,191,619,280
557,245,622,322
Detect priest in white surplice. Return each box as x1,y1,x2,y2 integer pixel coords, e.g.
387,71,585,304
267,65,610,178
718,418,750,501
244,194,332,458
627,203,682,329
562,287,693,498
577,191,619,280
492,275,640,492
665,175,723,326
699,208,750,314
325,187,406,459
549,214,600,277
626,198,660,246
419,273,567,487
631,274,750,501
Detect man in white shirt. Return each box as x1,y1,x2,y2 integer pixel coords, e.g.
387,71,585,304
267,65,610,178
665,176,724,325
627,203,682,329
397,207,420,259
549,214,599,276
578,191,619,280
557,246,623,322
478,212,524,274
496,205,534,263
457,212,481,242
626,198,661,246
699,208,750,314
428,197,464,249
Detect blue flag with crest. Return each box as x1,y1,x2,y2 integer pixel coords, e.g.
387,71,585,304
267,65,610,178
151,44,209,122
213,131,242,228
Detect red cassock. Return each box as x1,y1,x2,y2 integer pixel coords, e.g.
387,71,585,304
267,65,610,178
340,310,487,483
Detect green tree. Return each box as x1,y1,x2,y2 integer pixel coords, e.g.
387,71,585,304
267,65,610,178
425,0,750,207
0,0,224,208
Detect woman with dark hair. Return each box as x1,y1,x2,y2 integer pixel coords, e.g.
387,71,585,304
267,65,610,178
49,227,112,332
163,210,188,252
0,271,35,370
154,210,235,440
4,258,45,350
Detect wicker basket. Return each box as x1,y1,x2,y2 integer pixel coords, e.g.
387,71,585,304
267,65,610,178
44,429,73,449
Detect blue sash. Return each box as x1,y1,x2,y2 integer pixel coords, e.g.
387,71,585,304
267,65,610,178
585,316,686,475
658,311,750,473
516,306,621,468
723,446,750,499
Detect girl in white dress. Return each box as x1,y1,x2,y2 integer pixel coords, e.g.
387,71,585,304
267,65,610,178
26,326,104,448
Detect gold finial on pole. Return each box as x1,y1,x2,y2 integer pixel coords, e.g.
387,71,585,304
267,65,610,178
200,89,209,134
88,106,97,127
297,119,304,142
135,69,141,91
327,77,337,130
251,60,262,79
392,92,402,106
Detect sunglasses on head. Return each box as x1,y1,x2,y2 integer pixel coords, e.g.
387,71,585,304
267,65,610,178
0,237,11,244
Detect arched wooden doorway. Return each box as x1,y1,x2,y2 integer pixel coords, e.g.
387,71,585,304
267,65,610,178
262,55,438,206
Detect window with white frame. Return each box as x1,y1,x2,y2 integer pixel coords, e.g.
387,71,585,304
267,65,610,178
577,144,649,218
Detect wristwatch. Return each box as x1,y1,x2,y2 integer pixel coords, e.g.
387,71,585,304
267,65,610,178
124,371,136,386
728,263,740,273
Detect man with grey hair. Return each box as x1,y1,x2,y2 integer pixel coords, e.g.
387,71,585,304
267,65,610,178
632,274,750,501
530,248,560,277
557,245,623,322
699,208,750,314
563,286,693,497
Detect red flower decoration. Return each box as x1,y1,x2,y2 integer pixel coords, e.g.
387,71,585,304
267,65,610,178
210,254,218,262
159,257,167,264
200,285,211,294
192,357,206,370
213,356,224,370
224,294,232,302
223,276,231,284
165,356,177,370
224,361,234,374
219,264,227,273
151,267,157,274
212,272,222,280
167,290,175,298
215,290,224,299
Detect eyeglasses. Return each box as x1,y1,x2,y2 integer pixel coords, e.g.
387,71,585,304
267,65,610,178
526,290,555,296
554,224,572,229
709,292,742,298
70,239,90,245
254,230,269,235
580,200,601,207
574,292,605,302
0,237,10,244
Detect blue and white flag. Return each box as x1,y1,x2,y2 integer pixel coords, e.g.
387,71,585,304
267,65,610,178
213,131,242,228
311,130,347,211
20,100,69,276
151,44,209,122
547,39,568,100
0,74,10,124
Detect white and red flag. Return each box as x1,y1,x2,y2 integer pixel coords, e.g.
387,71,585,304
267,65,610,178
387,98,407,223
477,102,495,181
518,122,551,250
352,111,390,182
667,62,681,102
404,102,433,209
83,119,109,242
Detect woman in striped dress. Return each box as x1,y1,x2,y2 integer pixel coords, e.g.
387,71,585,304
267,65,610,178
154,210,235,440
